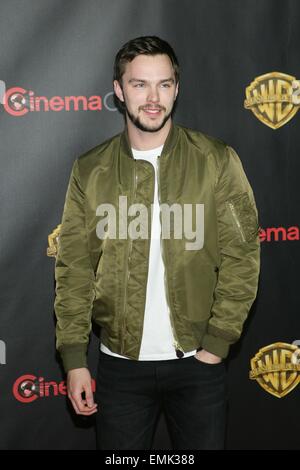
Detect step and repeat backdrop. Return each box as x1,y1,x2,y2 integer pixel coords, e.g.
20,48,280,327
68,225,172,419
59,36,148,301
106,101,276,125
1,0,300,450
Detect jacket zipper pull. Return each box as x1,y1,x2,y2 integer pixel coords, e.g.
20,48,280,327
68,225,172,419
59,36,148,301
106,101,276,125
173,341,184,358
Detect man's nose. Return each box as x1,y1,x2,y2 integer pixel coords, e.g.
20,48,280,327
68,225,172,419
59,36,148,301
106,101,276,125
147,86,159,102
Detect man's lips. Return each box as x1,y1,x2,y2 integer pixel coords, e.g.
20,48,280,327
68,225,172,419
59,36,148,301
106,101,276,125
141,107,164,115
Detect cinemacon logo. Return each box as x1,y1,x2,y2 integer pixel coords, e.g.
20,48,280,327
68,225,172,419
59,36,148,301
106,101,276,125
13,374,96,403
0,79,116,116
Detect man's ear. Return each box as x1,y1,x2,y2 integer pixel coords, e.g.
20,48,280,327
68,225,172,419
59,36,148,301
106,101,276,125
113,80,124,102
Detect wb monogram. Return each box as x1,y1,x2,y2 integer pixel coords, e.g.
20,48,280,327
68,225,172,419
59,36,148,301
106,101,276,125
244,72,300,129
250,342,300,398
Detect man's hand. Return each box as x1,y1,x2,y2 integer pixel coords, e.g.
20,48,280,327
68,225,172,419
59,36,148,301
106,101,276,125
67,367,98,416
194,349,222,364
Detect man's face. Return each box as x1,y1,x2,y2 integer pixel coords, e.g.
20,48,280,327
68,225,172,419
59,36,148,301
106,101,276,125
114,54,179,133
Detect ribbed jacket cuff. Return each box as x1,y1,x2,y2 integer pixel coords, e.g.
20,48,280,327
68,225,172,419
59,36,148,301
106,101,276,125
59,344,88,373
201,334,230,359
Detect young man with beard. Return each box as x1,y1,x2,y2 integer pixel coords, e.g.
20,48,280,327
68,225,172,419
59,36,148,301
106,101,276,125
54,36,260,450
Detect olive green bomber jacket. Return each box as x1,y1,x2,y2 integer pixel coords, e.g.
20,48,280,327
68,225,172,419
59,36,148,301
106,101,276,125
54,124,260,372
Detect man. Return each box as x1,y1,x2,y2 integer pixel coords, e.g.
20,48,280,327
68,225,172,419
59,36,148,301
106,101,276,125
54,36,260,450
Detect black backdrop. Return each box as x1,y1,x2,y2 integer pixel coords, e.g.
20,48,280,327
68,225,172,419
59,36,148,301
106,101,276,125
1,0,300,450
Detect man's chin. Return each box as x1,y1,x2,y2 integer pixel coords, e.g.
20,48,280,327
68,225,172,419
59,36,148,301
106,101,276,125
129,115,170,133
139,122,166,133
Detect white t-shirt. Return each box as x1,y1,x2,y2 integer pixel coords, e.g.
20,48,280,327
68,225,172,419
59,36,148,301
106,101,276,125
100,145,196,360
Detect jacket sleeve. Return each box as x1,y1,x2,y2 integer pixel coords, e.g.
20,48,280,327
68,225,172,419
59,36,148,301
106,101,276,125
202,145,260,358
54,159,95,372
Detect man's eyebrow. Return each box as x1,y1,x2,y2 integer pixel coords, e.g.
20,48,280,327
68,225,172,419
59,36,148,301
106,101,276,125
159,78,175,83
128,78,175,84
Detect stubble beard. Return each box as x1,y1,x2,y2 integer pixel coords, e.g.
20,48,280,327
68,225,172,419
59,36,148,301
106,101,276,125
124,103,174,133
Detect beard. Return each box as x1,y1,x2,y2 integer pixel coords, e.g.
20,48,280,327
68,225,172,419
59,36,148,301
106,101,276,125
124,102,174,133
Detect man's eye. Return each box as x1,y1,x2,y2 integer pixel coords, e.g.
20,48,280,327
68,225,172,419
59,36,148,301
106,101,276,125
134,83,144,88
161,83,171,88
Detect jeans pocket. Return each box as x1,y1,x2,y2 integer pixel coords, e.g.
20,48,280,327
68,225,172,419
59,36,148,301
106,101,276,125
192,355,225,369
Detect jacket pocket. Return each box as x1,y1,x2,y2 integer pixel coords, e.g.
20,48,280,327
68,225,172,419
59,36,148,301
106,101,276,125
225,192,259,243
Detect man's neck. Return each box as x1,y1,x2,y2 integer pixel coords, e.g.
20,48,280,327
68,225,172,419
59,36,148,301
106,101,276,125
126,118,172,151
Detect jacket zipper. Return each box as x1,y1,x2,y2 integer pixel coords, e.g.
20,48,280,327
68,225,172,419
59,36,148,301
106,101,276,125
121,160,137,354
157,155,184,355
227,201,246,242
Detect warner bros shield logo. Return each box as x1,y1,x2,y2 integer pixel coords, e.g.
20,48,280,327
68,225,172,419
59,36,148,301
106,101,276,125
250,342,300,398
244,72,300,129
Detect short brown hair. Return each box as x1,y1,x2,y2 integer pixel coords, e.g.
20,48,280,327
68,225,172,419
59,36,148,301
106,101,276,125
113,36,180,84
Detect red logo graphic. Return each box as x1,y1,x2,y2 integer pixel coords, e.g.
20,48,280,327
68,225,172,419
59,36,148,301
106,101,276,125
13,374,96,403
259,226,299,242
1,81,116,116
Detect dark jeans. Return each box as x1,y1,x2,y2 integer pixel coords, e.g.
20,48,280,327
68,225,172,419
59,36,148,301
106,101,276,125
95,350,227,450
